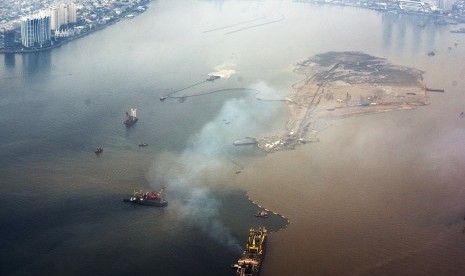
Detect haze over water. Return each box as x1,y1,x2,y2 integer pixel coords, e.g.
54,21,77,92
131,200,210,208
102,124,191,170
2,0,465,275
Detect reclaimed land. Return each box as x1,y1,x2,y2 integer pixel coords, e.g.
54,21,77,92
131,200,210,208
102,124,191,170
258,51,428,152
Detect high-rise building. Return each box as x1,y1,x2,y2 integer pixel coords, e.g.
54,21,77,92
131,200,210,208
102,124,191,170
68,3,77,24
50,3,76,31
50,6,59,31
20,11,51,48
59,4,69,27
3,27,17,48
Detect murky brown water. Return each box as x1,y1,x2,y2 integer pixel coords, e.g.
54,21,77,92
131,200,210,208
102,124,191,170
3,0,465,275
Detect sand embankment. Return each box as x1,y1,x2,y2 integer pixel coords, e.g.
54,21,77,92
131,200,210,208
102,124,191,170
258,52,429,152
233,52,465,275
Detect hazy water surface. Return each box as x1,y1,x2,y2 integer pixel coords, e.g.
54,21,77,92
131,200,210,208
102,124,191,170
2,0,465,275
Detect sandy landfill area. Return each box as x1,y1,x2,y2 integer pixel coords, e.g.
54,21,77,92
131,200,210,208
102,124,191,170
258,51,429,152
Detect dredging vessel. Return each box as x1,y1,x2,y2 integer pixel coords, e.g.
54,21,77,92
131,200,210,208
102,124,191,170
123,187,168,207
124,108,138,126
232,227,267,276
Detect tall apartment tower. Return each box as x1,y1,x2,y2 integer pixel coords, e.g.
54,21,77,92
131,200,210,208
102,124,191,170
59,4,69,27
50,3,76,31
50,6,59,31
68,3,77,24
3,28,17,48
20,11,51,48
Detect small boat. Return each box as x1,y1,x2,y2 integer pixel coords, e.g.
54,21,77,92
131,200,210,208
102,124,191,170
206,75,221,81
255,210,268,218
95,146,103,154
138,143,148,147
233,137,257,146
427,51,435,56
124,108,138,126
160,96,168,101
123,187,168,207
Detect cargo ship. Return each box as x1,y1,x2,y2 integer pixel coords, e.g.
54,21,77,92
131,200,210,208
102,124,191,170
123,187,168,207
232,227,267,276
124,108,138,126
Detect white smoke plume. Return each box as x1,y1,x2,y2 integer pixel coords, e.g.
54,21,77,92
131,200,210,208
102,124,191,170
149,146,241,251
209,62,236,79
149,80,282,252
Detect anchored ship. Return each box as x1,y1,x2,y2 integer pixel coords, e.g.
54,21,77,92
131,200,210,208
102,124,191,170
254,211,268,218
232,227,267,276
123,187,168,207
94,145,103,154
124,108,138,126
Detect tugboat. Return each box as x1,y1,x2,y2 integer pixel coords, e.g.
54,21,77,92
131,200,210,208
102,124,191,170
231,227,267,276
206,75,221,81
123,187,168,207
94,145,103,154
124,108,138,126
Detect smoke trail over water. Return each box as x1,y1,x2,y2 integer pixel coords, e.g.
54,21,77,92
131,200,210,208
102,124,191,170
209,62,236,79
149,81,282,252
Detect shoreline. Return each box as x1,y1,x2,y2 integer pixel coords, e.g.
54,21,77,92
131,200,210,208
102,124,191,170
0,3,151,55
257,52,429,153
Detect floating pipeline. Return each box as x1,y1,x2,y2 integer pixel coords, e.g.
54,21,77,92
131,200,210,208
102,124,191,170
425,87,445,93
246,192,290,233
165,87,288,103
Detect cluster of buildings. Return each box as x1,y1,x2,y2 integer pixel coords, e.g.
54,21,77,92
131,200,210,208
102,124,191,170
297,0,462,15
452,0,465,13
3,0,465,51
18,3,77,48
1,0,149,51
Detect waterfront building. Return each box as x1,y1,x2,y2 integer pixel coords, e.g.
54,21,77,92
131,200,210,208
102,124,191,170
54,28,73,38
3,27,17,48
397,0,432,12
20,11,51,48
422,0,440,10
50,3,77,31
68,3,77,24
59,4,69,27
50,6,59,30
442,0,455,10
